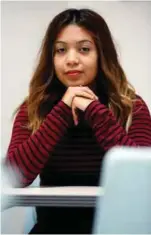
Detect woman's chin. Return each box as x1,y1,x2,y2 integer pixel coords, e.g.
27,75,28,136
65,81,88,87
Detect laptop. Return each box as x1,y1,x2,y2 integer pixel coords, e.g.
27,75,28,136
93,146,151,234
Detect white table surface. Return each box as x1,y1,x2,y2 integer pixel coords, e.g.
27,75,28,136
2,186,104,210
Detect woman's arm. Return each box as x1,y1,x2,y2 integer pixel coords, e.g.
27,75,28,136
84,97,151,150
6,101,73,186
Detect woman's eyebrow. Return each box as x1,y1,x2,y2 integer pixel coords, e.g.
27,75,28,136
78,40,93,45
55,40,93,45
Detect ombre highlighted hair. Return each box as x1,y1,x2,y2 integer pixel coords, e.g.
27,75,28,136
15,8,137,133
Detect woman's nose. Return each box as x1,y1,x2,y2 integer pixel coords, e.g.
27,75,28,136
66,50,79,66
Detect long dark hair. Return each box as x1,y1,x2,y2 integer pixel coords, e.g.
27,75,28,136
16,8,136,133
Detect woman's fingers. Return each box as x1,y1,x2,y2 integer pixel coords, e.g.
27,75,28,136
71,94,98,125
72,104,78,126
81,87,98,100
75,91,97,100
62,86,98,108
72,89,96,125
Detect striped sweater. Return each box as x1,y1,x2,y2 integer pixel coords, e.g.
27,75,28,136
6,96,151,187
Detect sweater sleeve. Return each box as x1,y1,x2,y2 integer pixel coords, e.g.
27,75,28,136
5,101,73,186
84,96,151,151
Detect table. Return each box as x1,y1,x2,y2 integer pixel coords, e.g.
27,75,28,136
2,186,104,210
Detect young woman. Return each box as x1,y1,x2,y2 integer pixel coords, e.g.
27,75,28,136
5,8,151,234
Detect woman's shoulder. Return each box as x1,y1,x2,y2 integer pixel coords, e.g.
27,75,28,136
133,94,151,116
14,100,28,122
17,100,28,113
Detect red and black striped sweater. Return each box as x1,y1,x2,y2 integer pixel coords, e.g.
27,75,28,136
6,96,151,188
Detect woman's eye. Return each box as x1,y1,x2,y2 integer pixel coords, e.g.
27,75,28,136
56,48,66,54
80,47,90,53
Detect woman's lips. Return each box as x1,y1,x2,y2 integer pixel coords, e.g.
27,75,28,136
66,71,82,76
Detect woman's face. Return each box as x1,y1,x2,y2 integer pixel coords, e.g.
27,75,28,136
54,25,98,87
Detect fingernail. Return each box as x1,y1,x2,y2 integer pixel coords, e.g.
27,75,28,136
75,120,78,126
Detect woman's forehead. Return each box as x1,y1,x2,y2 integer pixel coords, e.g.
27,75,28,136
56,25,94,44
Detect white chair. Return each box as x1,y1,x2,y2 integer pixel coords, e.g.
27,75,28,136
93,147,151,234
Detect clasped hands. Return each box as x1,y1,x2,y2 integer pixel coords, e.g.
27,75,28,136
62,86,98,125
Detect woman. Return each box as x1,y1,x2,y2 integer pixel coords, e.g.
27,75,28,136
6,8,151,234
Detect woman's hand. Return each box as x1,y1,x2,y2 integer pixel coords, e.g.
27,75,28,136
62,86,98,108
72,96,98,126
